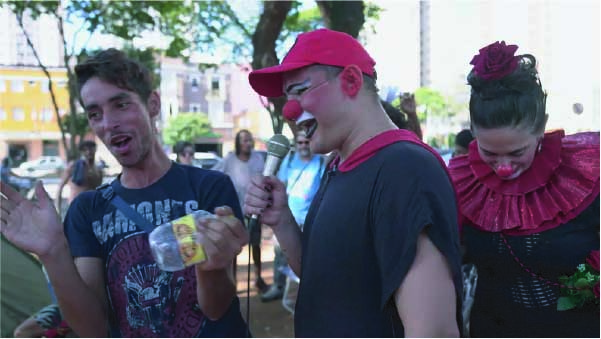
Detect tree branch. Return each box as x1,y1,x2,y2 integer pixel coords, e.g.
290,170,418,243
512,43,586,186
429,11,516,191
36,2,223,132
56,4,79,159
14,10,69,156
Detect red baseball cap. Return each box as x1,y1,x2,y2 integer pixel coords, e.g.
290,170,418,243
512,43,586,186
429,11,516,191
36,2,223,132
249,28,376,98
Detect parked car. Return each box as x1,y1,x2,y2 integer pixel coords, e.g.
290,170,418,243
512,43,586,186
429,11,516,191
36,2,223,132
168,152,222,169
14,156,65,178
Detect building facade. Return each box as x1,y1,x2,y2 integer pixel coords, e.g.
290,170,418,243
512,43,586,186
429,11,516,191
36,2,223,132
0,66,70,163
159,57,272,156
0,7,70,164
0,7,63,68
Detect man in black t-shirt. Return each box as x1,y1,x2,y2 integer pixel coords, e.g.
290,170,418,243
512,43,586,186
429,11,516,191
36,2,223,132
1,49,248,337
244,28,463,337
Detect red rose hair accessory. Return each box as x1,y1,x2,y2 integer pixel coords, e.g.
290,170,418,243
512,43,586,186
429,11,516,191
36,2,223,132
470,41,519,81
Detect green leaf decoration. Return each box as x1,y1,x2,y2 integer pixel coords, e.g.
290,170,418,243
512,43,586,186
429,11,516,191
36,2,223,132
575,278,591,289
557,296,577,311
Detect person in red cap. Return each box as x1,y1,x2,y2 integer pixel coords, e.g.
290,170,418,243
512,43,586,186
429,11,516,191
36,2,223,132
245,28,462,337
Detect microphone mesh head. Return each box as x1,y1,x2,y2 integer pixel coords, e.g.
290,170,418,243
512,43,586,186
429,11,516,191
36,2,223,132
267,134,291,159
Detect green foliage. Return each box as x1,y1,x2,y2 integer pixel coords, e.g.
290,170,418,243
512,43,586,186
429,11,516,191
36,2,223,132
414,87,453,122
162,113,220,146
2,0,382,138
363,2,383,34
391,87,465,123
557,263,599,311
283,3,322,34
446,133,456,148
60,113,89,140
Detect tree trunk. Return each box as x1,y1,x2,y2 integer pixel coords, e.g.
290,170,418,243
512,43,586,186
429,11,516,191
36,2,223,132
316,1,365,38
14,11,70,158
251,1,292,134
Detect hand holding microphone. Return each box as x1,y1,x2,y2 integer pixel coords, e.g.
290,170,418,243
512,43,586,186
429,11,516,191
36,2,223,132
245,134,290,231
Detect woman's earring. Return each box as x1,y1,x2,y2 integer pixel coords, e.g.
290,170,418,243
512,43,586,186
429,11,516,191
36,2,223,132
537,141,543,153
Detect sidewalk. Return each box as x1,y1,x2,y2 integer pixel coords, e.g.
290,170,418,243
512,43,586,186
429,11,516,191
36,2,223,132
236,227,294,338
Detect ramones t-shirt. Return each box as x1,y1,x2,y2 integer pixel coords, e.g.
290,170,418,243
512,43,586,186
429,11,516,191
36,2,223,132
64,162,247,337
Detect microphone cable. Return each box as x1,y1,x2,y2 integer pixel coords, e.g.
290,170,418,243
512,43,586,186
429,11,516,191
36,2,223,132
245,217,260,337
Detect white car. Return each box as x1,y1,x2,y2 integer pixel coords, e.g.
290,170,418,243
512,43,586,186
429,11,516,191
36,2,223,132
15,156,65,178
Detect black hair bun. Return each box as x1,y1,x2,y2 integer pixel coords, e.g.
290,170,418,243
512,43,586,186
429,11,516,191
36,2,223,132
468,54,542,100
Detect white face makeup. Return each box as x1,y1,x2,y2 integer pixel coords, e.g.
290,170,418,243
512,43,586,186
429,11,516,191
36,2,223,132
283,78,331,139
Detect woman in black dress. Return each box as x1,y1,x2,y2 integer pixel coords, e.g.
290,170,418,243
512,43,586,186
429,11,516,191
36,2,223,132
449,41,599,337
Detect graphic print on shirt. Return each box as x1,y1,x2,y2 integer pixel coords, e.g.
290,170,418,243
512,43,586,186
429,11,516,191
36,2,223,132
123,263,184,332
99,198,207,337
92,199,198,245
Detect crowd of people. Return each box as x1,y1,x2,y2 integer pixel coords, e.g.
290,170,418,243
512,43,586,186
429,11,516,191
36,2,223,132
0,28,598,338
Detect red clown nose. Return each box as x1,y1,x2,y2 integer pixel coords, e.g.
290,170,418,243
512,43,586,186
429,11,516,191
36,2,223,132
283,100,303,121
496,164,514,178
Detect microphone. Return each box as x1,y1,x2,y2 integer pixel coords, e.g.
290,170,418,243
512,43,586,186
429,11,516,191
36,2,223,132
248,134,290,228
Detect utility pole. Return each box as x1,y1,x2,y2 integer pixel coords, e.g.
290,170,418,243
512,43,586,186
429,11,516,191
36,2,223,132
419,0,431,88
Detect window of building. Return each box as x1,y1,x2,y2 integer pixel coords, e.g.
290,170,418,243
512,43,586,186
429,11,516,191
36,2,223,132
189,104,201,113
211,77,220,92
0,79,5,92
208,100,224,124
11,80,24,92
191,77,199,92
0,108,6,120
43,140,59,156
41,108,53,122
12,108,25,121
41,80,49,92
31,110,38,120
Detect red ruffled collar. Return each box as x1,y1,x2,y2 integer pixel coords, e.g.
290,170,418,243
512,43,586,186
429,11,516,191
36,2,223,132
448,130,600,235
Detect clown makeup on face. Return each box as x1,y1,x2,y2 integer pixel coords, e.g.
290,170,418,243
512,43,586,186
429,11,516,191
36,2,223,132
283,67,343,154
473,125,542,180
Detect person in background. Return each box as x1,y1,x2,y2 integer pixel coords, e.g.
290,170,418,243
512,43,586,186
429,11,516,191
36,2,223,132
261,130,326,303
448,41,599,337
173,141,194,165
1,157,33,194
381,93,423,140
1,48,249,337
1,157,15,187
452,129,473,157
212,129,268,291
56,140,103,213
398,92,423,140
381,100,408,130
245,28,462,337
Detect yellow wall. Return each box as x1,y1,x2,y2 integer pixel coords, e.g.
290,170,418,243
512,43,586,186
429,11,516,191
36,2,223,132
0,66,69,134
